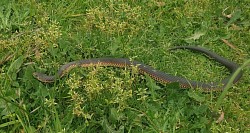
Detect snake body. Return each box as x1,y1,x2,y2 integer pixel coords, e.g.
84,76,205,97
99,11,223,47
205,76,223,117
33,46,243,91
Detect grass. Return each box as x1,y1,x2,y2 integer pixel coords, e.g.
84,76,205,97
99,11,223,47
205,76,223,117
0,0,249,132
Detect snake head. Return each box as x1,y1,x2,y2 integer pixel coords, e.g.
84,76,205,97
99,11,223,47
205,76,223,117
33,72,55,83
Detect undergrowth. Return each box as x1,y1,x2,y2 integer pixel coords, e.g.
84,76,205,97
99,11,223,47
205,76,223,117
0,0,249,132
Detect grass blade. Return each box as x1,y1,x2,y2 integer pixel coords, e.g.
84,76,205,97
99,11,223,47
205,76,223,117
215,59,250,110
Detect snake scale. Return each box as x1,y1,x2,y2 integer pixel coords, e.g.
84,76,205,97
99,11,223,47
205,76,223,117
33,46,243,91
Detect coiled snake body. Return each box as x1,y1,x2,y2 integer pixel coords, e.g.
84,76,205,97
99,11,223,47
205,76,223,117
33,46,243,91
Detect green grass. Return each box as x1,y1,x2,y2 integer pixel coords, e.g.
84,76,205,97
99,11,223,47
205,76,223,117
0,0,249,132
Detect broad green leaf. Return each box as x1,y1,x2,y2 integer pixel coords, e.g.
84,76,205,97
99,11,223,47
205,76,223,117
145,74,161,101
185,31,206,43
7,56,24,80
227,10,242,26
110,108,119,121
188,91,205,102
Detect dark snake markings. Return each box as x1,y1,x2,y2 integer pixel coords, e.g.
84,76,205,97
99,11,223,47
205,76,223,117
33,46,243,91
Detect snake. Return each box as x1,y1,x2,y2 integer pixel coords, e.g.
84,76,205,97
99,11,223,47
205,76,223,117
33,46,243,91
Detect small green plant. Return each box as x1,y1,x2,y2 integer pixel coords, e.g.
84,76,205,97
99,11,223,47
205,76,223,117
0,0,249,132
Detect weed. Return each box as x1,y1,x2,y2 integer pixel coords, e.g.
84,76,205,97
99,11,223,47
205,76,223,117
0,0,249,132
